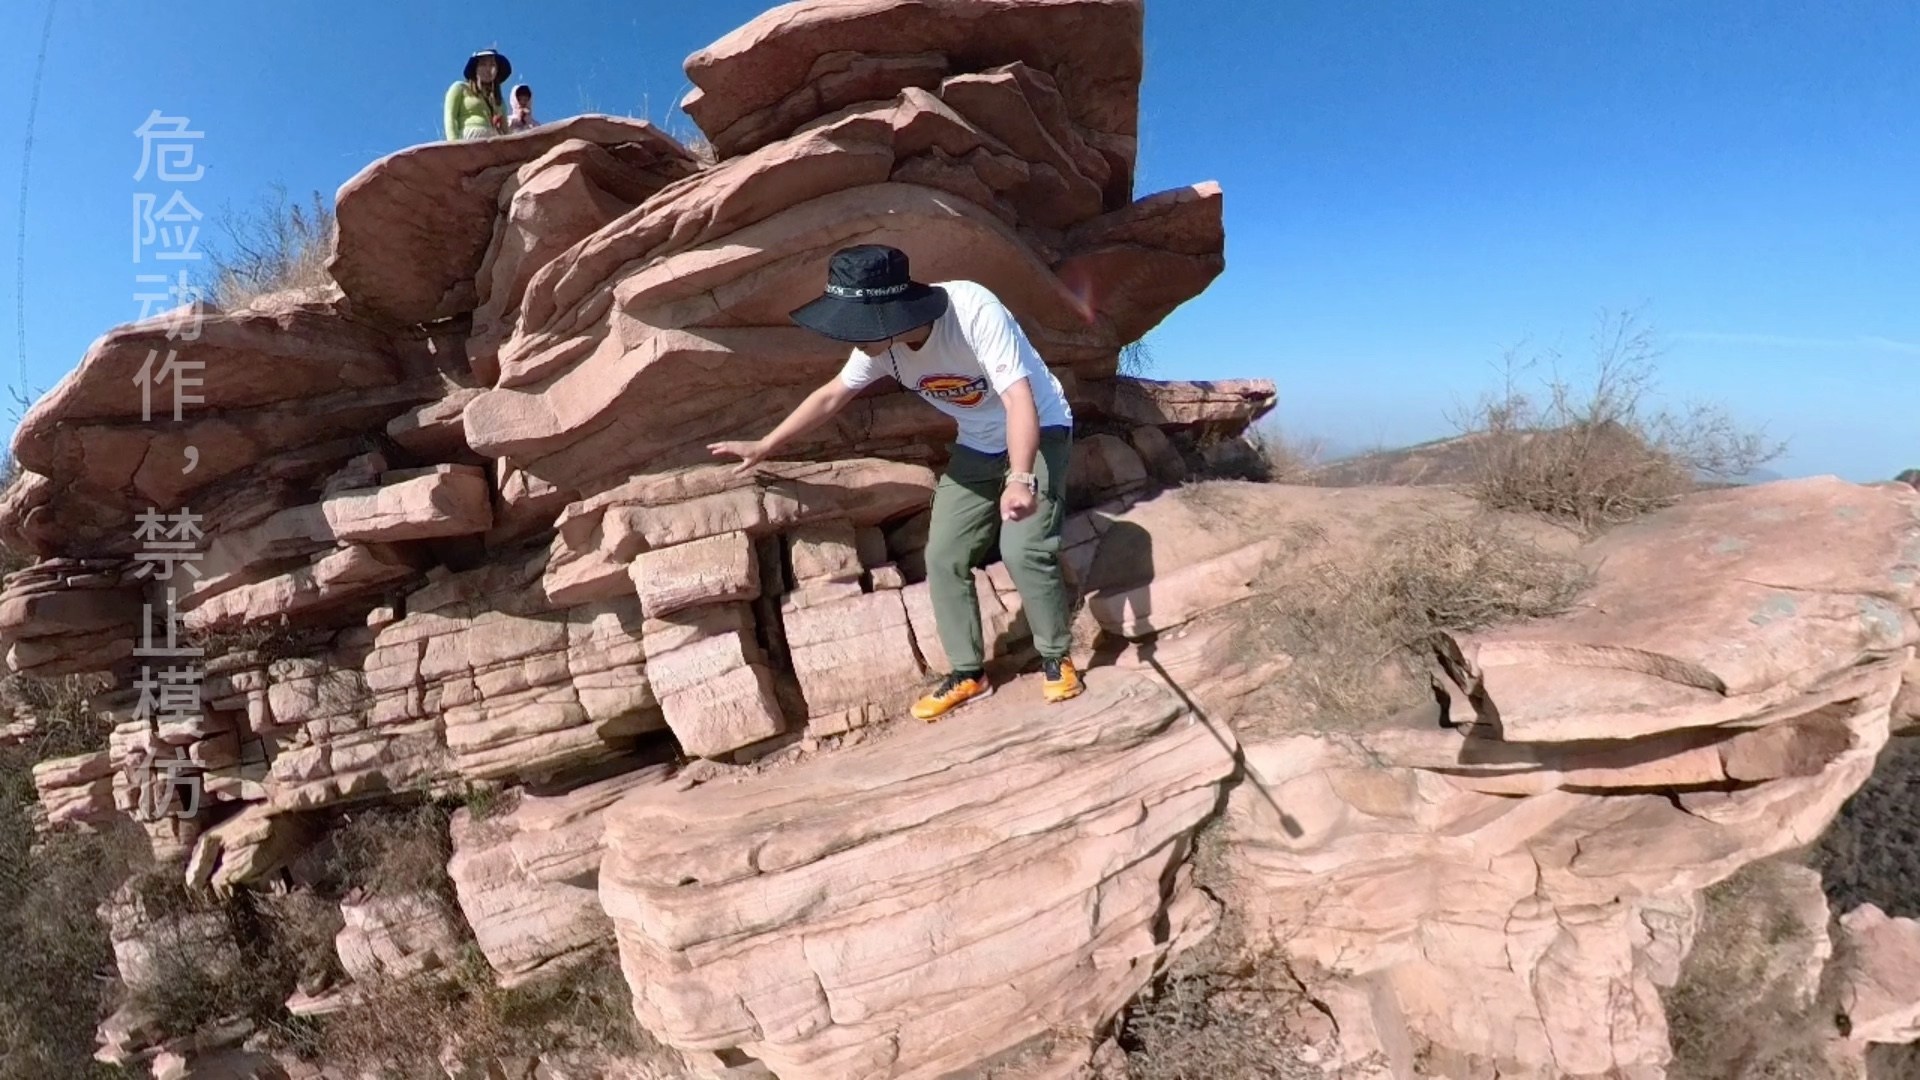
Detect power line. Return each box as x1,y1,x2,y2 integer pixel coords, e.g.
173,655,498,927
15,0,58,405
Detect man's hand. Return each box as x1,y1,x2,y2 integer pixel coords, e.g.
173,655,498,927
1000,484,1037,523
709,439,769,476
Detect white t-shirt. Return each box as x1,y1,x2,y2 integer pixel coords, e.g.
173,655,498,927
837,280,1073,454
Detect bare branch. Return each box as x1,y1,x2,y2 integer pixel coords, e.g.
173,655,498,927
201,186,337,309
1456,307,1786,529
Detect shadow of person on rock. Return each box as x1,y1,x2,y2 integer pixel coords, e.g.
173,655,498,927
1074,509,1304,839
1076,515,1155,672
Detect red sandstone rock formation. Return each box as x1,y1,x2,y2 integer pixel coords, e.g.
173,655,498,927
10,3,1920,1079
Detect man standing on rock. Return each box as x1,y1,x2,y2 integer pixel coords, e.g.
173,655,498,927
709,245,1084,720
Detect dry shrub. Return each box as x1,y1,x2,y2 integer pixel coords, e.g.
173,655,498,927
118,868,354,1049
127,873,299,1042
0,458,26,580
275,804,662,1072
0,669,117,760
0,743,140,1080
326,802,458,906
1458,309,1784,529
1234,513,1592,730
1121,339,1157,377
1244,424,1324,484
1120,863,1330,1080
1664,858,1855,1080
0,670,134,1076
1191,426,1325,485
204,185,336,308
186,617,313,665
459,781,521,822
260,889,349,996
1120,955,1326,1080
131,804,466,1055
303,947,657,1078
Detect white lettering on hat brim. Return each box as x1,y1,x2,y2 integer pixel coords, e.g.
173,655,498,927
826,282,912,299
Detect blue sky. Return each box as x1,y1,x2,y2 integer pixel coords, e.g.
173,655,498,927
1,0,1915,479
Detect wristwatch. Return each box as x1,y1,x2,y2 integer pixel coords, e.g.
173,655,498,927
1005,471,1039,493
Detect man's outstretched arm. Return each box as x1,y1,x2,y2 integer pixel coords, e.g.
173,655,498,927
709,376,862,475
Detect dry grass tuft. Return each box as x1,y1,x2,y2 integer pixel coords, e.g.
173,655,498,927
1456,309,1784,529
1244,424,1325,484
186,617,314,665
1189,424,1325,485
204,185,337,309
298,947,659,1077
1366,516,1593,635
458,782,522,822
1232,513,1592,730
678,132,720,169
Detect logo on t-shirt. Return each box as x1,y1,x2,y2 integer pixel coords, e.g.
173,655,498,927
918,374,990,408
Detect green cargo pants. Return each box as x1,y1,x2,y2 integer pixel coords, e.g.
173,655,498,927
925,426,1074,673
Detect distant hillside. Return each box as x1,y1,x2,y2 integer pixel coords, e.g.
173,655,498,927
1307,433,1499,489
1308,434,1789,491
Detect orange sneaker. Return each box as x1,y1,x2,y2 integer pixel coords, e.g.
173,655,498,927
1042,657,1084,704
912,671,993,721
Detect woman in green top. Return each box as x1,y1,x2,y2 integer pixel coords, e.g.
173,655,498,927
445,49,511,141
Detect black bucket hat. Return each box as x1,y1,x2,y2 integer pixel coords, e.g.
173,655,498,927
790,246,950,343
465,49,512,83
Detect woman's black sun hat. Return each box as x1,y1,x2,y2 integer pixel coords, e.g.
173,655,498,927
790,246,950,343
465,49,512,83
